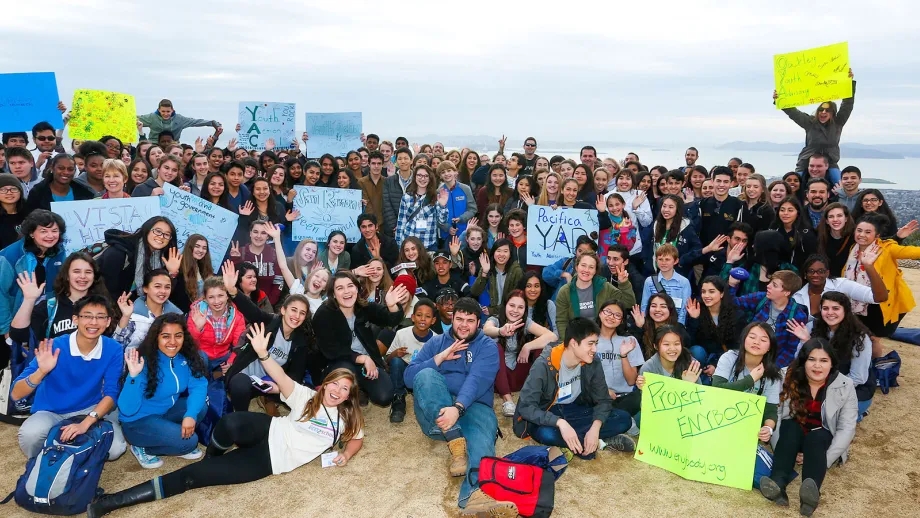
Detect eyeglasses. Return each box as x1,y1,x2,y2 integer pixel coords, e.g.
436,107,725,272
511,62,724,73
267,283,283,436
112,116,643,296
806,268,828,275
0,187,19,194
78,314,111,322
862,197,880,203
151,228,172,239
817,108,831,113
415,174,429,179
35,136,56,142
601,309,623,319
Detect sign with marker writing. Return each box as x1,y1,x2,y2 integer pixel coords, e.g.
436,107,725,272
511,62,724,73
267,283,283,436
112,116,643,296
774,42,852,110
305,112,362,157
526,205,599,266
52,197,161,255
238,102,296,151
69,89,138,143
0,72,63,132
159,183,238,271
291,186,362,243
634,373,765,490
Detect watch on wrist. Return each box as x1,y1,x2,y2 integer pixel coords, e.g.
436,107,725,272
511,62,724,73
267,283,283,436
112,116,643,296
453,403,466,418
88,411,100,420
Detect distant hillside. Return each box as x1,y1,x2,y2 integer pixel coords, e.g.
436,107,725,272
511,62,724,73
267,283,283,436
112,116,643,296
717,141,920,159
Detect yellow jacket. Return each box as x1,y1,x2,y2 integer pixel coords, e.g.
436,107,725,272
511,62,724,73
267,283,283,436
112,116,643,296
860,239,920,324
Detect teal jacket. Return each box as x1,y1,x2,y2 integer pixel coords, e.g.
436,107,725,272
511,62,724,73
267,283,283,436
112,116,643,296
118,350,208,424
0,239,65,334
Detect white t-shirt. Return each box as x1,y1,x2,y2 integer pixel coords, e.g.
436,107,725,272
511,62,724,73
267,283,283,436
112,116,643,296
386,326,437,364
269,383,365,475
595,335,645,394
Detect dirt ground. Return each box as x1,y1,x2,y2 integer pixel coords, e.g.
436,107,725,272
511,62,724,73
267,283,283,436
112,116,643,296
2,271,920,518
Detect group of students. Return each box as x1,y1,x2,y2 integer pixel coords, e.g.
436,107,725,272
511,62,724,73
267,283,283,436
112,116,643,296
0,78,912,517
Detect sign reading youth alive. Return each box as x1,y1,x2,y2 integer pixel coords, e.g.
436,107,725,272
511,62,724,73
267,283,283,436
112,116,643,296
0,72,63,132
51,198,161,255
291,186,362,243
159,183,238,271
305,112,362,157
69,89,138,144
634,373,766,490
525,205,599,267
774,42,852,110
238,102,296,151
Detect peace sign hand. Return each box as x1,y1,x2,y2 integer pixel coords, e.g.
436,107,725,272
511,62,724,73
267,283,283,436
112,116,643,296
117,292,134,316
501,320,525,337
229,241,241,258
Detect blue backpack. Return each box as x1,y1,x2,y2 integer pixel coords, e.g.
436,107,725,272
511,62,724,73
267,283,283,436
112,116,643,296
3,416,113,515
873,350,901,395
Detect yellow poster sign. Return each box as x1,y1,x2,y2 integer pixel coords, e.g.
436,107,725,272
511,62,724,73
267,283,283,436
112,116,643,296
69,90,138,144
774,42,852,110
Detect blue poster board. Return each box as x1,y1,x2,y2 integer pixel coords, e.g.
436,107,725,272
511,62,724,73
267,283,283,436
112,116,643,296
292,186,362,243
51,197,161,255
159,183,239,271
238,102,296,151
526,205,599,266
305,112,362,157
0,72,63,132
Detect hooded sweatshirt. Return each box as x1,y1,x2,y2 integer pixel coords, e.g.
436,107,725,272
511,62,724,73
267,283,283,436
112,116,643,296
404,328,499,409
137,111,218,142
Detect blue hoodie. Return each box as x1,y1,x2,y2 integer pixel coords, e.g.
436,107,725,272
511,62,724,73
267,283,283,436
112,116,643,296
118,350,208,423
438,182,476,240
0,239,65,333
404,329,499,409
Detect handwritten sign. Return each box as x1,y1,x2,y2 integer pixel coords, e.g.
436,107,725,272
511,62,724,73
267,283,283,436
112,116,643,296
51,198,161,255
774,42,852,110
0,72,63,132
69,89,138,144
634,373,765,490
525,205,599,266
305,112,362,157
159,183,238,271
238,102,295,151
291,186,362,243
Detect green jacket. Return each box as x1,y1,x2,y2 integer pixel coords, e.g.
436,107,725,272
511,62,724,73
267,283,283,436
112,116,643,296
555,276,636,340
470,262,523,316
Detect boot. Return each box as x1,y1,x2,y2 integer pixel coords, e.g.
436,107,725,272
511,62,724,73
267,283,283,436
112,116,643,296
389,394,406,423
759,476,789,507
86,480,159,518
260,396,280,417
459,489,518,518
447,437,468,477
799,478,820,517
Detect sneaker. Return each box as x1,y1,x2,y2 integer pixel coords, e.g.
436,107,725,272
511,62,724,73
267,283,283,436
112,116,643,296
799,478,820,517
130,445,163,469
759,476,789,507
390,394,406,423
603,434,636,453
179,448,204,460
460,489,518,518
559,447,575,463
501,401,516,417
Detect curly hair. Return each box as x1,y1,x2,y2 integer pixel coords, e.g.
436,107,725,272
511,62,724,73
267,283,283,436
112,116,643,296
130,314,207,399
781,338,838,425
811,291,870,367
696,276,740,351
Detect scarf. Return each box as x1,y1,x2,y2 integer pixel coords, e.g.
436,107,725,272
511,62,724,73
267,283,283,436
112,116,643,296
843,245,871,316
134,246,162,296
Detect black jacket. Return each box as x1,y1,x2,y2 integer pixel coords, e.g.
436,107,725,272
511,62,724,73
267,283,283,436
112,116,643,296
314,301,404,368
24,178,94,213
351,233,400,270
224,292,323,388
95,231,144,299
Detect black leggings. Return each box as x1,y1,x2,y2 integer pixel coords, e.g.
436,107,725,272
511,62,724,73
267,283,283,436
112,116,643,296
227,373,280,412
160,412,274,498
770,418,834,490
326,360,393,406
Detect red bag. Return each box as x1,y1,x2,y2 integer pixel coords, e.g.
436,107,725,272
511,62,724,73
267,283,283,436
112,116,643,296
476,456,555,517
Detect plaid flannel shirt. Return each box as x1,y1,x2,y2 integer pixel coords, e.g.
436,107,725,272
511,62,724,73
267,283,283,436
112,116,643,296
731,288,809,368
395,193,448,249
206,307,230,343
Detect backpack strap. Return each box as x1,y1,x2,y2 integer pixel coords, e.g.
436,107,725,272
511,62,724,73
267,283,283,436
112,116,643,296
652,275,665,295
754,297,767,316
45,297,58,338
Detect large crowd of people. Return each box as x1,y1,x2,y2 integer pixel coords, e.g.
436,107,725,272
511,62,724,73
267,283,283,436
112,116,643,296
0,76,914,517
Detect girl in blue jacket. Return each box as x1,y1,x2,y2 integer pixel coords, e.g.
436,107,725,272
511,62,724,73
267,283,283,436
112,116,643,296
119,314,209,469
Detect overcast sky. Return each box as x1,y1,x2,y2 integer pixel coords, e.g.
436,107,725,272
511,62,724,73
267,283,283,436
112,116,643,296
4,1,920,147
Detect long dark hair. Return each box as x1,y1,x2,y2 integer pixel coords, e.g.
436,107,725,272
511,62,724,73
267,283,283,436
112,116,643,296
130,314,207,399
816,202,855,258
811,291,870,367
201,171,231,209
398,236,434,284
782,338,838,425
655,325,692,379
406,164,438,204
654,194,685,244
250,177,280,220
697,276,739,350
596,300,629,336
851,189,898,237
497,289,528,353
236,261,262,302
518,271,551,329
642,293,679,357
135,216,178,270
735,322,781,383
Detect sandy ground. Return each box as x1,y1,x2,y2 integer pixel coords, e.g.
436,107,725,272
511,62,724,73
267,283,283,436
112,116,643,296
3,271,920,518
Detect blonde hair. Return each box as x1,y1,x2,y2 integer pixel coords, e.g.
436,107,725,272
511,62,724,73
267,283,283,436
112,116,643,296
291,239,321,279
102,158,128,180
739,173,768,205
538,171,563,205
298,368,364,444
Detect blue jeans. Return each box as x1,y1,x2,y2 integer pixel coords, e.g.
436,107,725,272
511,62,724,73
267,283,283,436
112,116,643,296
528,402,632,460
389,357,408,396
121,397,209,456
857,399,872,422
796,168,841,185
411,368,497,508
689,346,721,385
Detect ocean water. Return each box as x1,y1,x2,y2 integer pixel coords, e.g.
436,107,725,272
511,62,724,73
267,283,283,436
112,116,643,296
532,146,920,189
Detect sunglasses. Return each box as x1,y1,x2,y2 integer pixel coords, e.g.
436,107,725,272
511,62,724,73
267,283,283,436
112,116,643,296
817,107,832,114
35,136,56,142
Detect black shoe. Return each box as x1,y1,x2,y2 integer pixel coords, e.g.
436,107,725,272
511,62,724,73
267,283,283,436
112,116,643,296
390,394,406,423
799,478,820,517
86,481,158,517
759,476,789,507
359,390,369,407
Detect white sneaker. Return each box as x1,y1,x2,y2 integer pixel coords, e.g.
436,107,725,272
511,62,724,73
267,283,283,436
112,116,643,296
130,445,163,469
179,448,204,460
502,401,516,417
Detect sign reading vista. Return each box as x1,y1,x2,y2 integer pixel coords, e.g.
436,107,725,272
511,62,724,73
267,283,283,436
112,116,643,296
291,186,362,243
51,197,161,255
634,374,765,490
238,102,295,151
774,42,852,110
526,205,599,266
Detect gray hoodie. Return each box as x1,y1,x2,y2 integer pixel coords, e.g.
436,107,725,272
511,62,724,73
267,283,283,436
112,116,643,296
137,111,217,141
783,80,856,172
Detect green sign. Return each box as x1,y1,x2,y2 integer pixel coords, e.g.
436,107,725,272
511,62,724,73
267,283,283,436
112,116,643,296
634,373,766,490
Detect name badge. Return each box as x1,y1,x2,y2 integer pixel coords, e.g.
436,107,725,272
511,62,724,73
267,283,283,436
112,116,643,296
673,298,683,309
321,452,338,468
558,383,573,401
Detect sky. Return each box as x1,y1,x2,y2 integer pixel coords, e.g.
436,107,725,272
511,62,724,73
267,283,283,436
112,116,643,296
4,0,920,147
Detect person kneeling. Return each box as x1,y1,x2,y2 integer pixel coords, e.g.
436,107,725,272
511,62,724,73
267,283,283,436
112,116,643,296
513,317,637,459
118,314,208,469
87,323,364,517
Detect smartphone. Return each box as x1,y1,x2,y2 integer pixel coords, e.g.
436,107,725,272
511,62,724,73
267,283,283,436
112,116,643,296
250,375,273,393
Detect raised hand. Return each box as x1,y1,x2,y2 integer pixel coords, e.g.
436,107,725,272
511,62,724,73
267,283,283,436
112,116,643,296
832,182,842,196
686,298,701,319
498,135,507,150
117,292,134,316
137,119,144,132
633,191,647,209
222,260,239,293
682,360,701,383
703,234,729,255
229,241,241,258
125,348,145,377
385,284,410,307
263,222,282,240
195,137,204,153
285,209,300,222
615,264,629,284
786,320,811,342
228,137,238,151
772,90,779,100
595,194,607,213
246,322,271,357
162,248,182,276
239,200,255,216
15,272,44,301
860,242,881,266
726,242,745,264
631,305,645,329
35,339,60,374
521,192,535,206
265,138,275,151
435,339,469,366
359,132,366,143
235,123,242,132
190,304,207,331
467,216,479,229
620,337,638,357
897,220,920,239
479,253,491,276
437,187,449,207
449,235,461,256
848,68,854,79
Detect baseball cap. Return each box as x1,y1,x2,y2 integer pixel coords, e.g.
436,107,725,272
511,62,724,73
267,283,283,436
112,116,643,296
436,287,459,303
432,250,451,262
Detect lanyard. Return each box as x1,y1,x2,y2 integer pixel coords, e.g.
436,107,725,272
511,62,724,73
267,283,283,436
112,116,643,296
322,405,339,452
